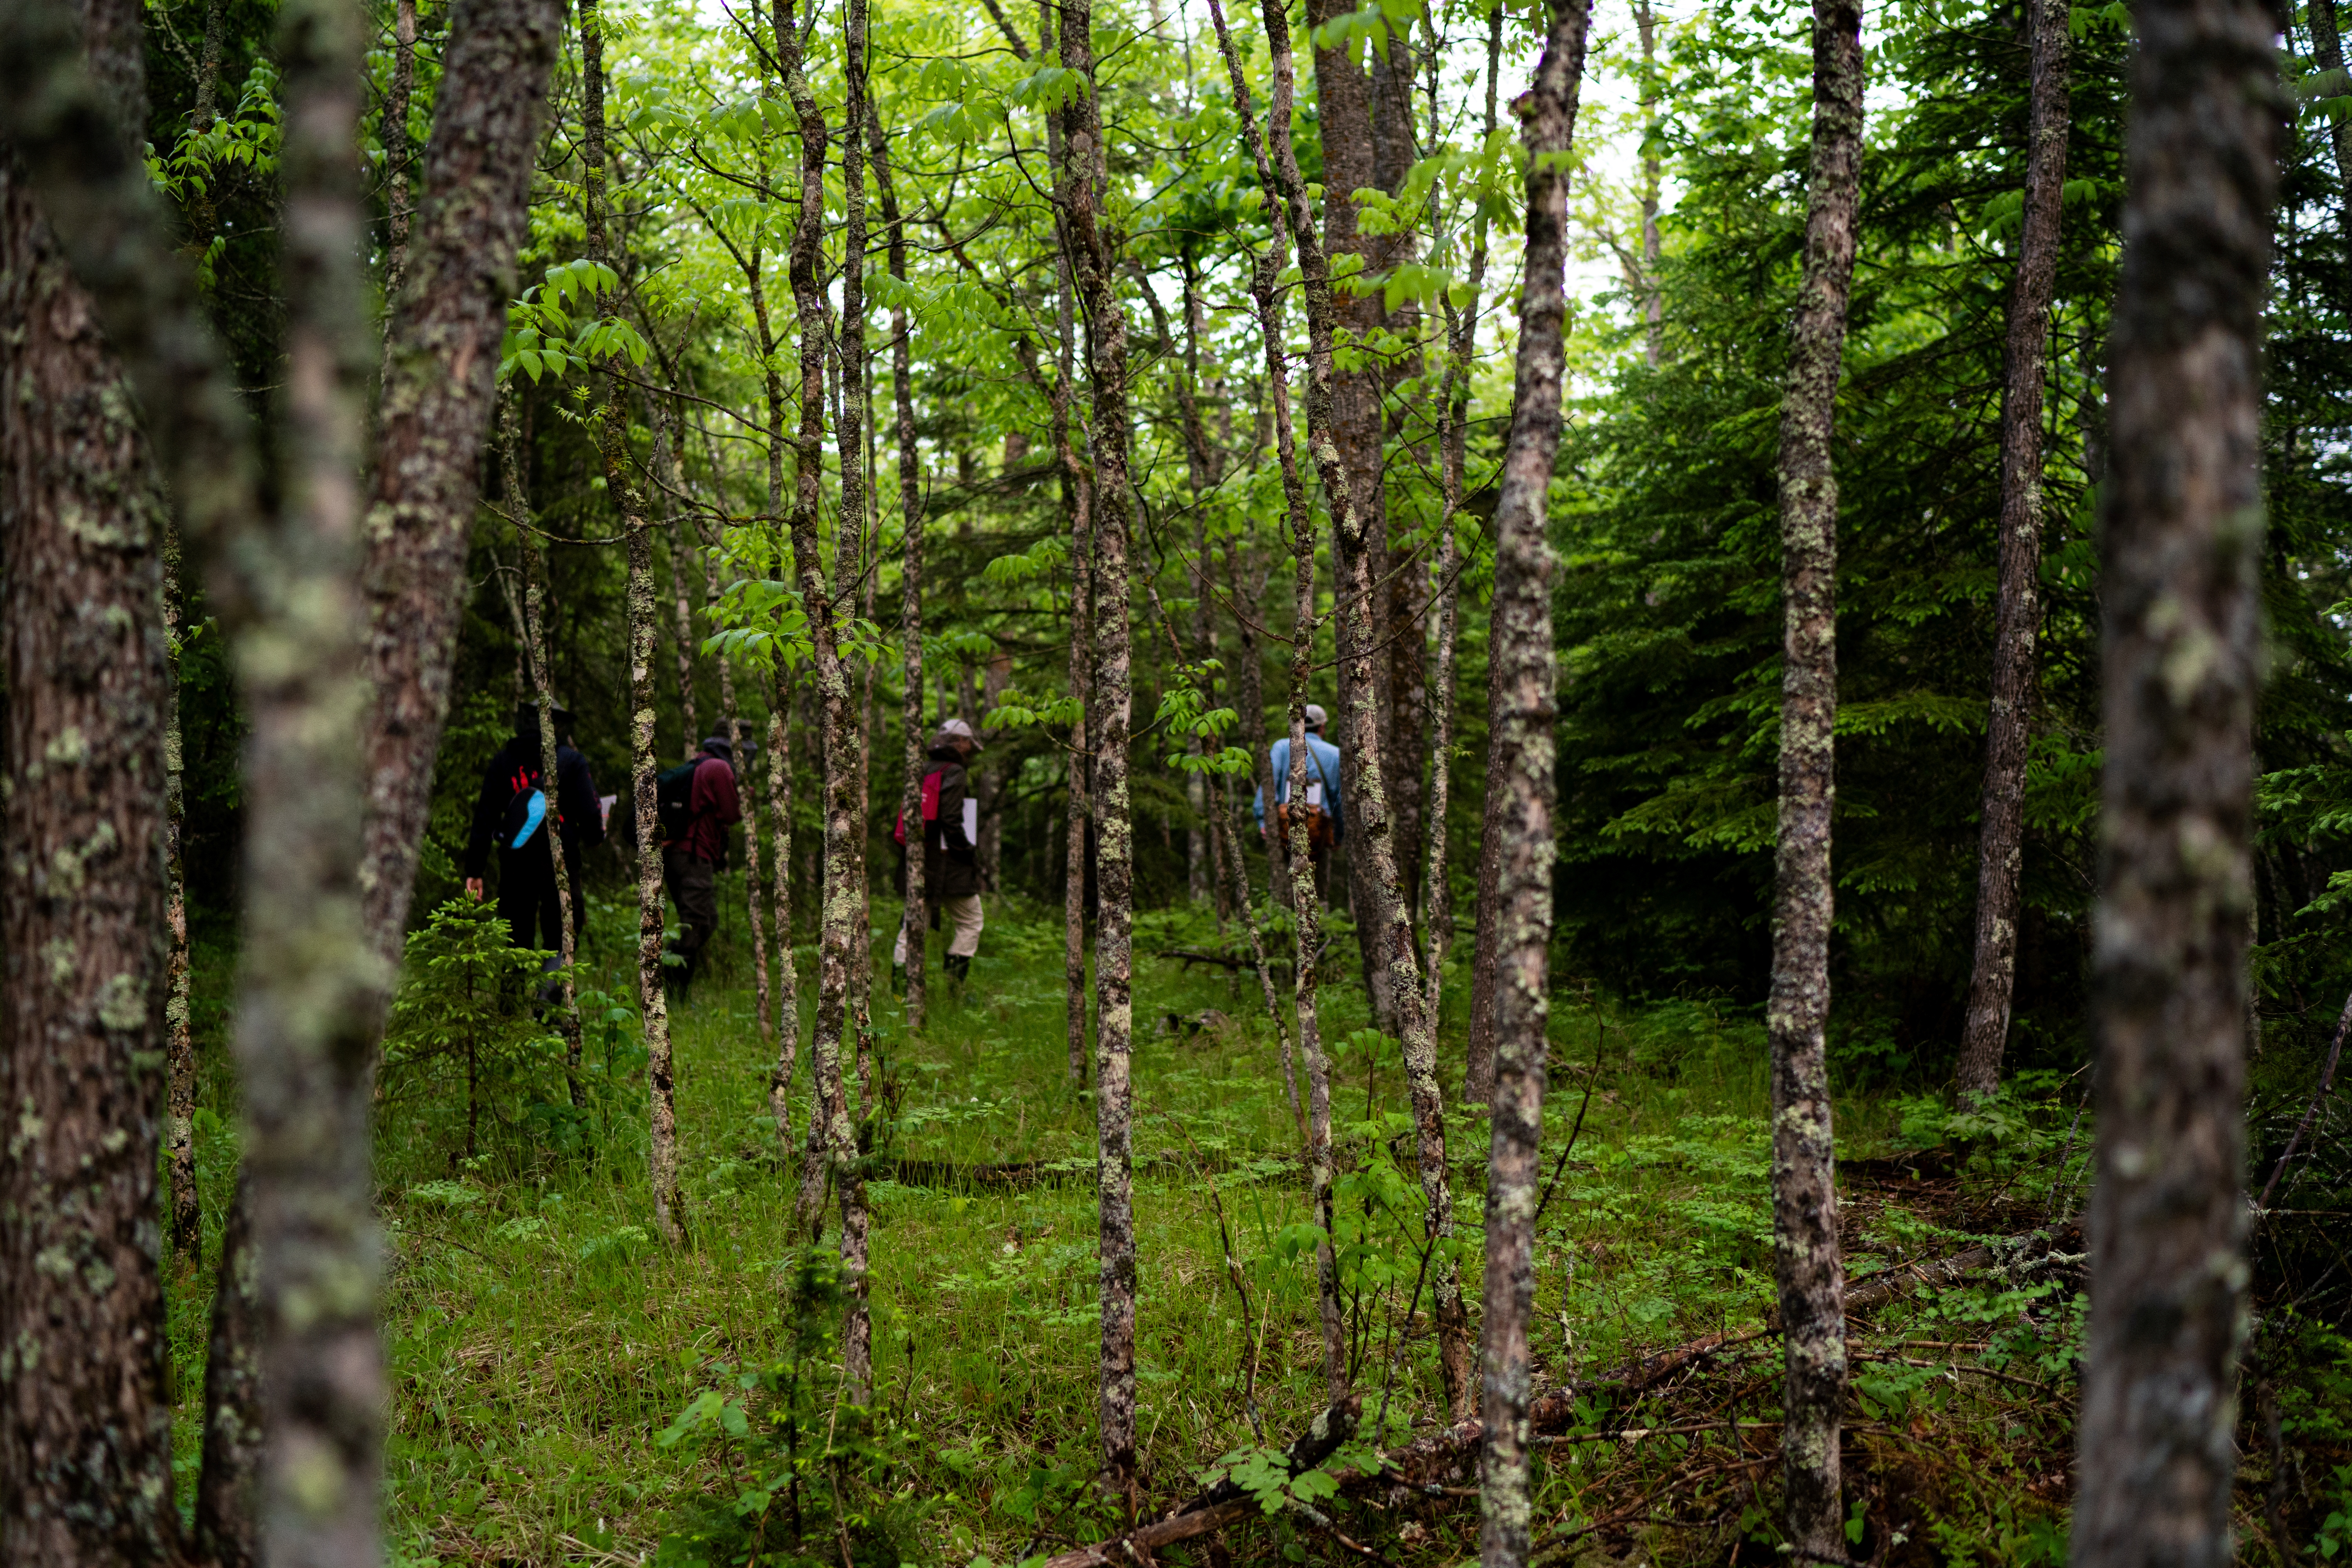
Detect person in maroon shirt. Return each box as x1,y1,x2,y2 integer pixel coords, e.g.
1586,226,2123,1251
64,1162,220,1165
663,734,742,998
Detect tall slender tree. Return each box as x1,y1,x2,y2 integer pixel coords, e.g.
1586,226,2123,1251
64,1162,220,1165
500,398,584,1102
1207,0,1349,1401
2071,0,2274,1553
1474,4,1586,1564
1767,0,1865,1553
1955,0,2071,1101
581,0,684,1247
1057,0,1142,1497
873,107,929,1031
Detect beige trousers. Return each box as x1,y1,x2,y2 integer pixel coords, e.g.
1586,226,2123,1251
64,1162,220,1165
893,894,983,962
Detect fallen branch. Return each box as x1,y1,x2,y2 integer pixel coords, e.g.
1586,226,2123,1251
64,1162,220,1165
1035,1396,1360,1568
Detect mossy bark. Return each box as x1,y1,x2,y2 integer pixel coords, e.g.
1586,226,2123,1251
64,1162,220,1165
1956,0,2070,1102
1768,0,1864,1554
1475,6,1585,1564
0,131,176,1568
357,0,562,978
2073,0,2273,1554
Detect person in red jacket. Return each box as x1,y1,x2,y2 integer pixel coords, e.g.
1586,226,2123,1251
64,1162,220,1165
664,733,742,999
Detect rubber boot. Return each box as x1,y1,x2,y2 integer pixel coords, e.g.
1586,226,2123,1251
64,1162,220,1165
944,953,971,987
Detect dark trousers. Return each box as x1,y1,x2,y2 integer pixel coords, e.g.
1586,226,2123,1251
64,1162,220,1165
496,845,561,954
662,846,719,987
497,842,586,955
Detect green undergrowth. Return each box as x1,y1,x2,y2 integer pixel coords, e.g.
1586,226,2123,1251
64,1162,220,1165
162,873,2310,1567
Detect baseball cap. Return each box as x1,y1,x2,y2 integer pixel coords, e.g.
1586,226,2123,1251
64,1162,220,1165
939,716,984,752
1304,703,1328,729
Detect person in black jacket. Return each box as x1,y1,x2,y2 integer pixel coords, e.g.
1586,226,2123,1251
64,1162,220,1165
891,718,985,990
464,704,606,952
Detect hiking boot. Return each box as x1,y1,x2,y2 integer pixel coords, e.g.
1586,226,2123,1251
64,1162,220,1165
944,954,971,985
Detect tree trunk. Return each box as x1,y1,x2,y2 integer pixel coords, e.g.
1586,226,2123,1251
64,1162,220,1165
356,0,562,977
1955,0,2070,1102
192,1175,263,1568
830,0,875,1403
1207,0,1349,1403
236,0,387,1552
501,397,584,1103
1473,9,1585,1566
1423,0,1501,1061
774,771,804,1142
670,508,700,762
2073,0,2274,1553
381,0,416,316
1056,0,1141,1499
2310,0,2352,256
773,0,861,1325
1305,0,1397,1033
0,134,176,1568
0,0,388,1560
163,523,201,1261
1044,0,1094,1089
1463,726,1504,1102
1635,0,1662,366
1275,0,1445,1401
871,107,926,1032
581,0,684,1249
1768,0,1864,1554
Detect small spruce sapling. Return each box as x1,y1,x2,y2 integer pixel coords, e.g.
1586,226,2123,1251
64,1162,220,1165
383,897,563,1163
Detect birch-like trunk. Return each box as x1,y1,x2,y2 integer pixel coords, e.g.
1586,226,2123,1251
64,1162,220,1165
774,2,869,1402
1056,0,1141,1496
767,668,799,1153
1043,0,1094,1087
356,0,562,976
1423,2,1500,1065
0,103,176,1564
1955,0,2070,1102
831,0,875,1402
1474,9,1585,1566
1769,0,1864,1553
872,108,928,1030
670,513,700,759
1207,0,1348,1401
501,398,584,1101
2072,0,2273,1552
581,0,684,1247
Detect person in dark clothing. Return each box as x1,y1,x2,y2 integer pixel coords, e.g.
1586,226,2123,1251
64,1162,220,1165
663,733,743,998
892,717,985,991
465,704,606,952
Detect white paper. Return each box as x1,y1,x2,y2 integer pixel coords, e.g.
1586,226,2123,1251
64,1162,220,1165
1304,780,1325,808
963,798,979,842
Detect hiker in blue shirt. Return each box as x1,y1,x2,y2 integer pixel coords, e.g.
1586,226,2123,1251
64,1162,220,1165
1254,703,1344,904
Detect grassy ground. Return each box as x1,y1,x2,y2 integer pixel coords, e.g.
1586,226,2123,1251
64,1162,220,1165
165,872,2216,1568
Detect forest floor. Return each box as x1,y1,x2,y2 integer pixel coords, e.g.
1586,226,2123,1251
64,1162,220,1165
163,876,2327,1568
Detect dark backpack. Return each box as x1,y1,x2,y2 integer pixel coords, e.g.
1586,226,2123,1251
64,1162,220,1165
496,759,546,848
655,759,704,843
